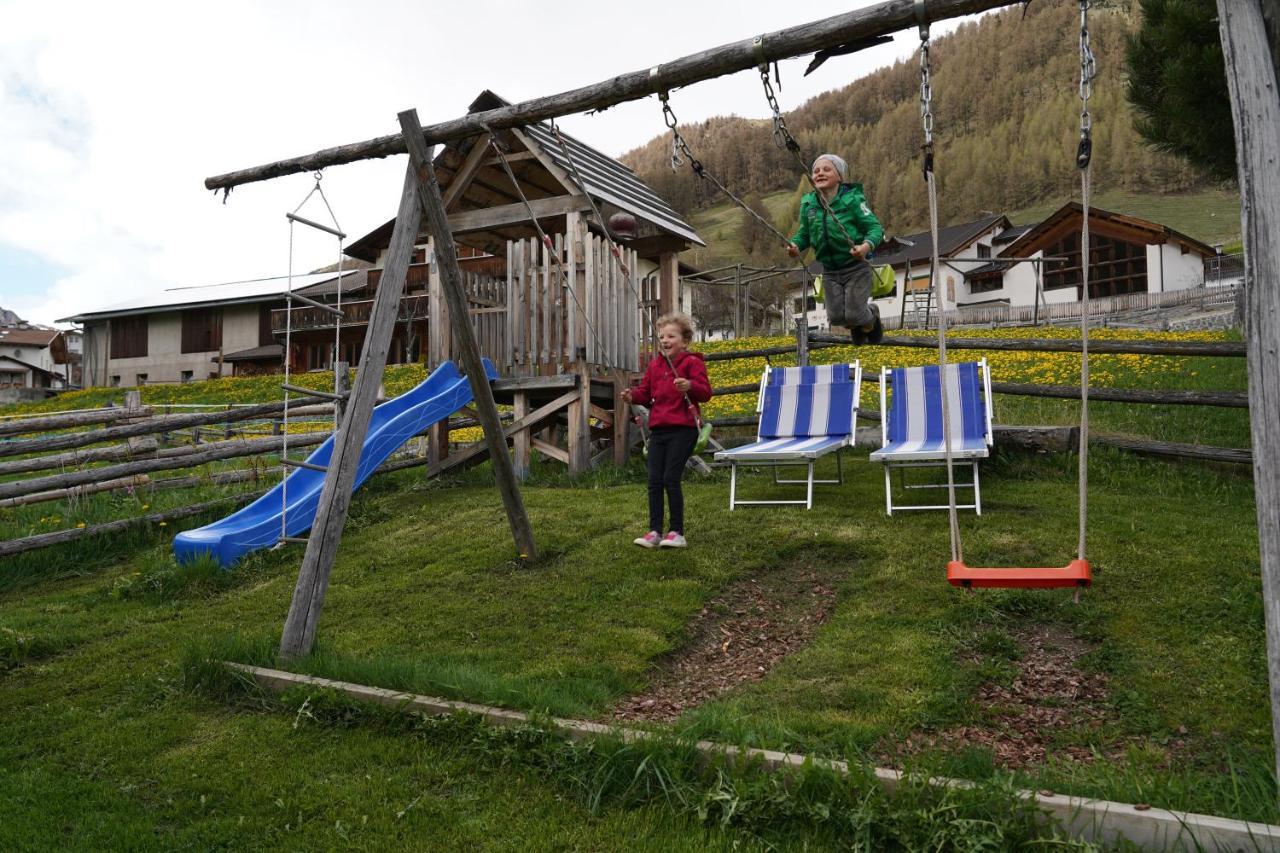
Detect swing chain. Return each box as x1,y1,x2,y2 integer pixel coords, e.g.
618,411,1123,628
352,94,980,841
918,24,935,177
660,94,688,172
1076,0,1096,168
759,68,800,153
658,95,788,246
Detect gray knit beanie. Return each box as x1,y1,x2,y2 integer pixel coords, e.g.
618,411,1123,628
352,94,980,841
813,153,848,181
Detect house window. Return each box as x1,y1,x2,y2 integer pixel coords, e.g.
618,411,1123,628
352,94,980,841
110,316,148,359
181,308,223,354
135,373,147,386
181,370,194,383
976,244,992,259
110,375,121,387
1043,232,1148,298
969,274,1003,294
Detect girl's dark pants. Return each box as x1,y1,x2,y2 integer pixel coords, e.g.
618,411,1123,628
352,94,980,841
647,426,697,534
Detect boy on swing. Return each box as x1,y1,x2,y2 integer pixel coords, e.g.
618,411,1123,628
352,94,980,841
787,154,885,345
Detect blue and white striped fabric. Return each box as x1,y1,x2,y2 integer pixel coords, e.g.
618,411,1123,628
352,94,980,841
767,364,853,386
871,362,989,461
718,380,856,461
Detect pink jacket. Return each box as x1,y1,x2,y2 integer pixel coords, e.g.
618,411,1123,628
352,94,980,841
630,350,712,429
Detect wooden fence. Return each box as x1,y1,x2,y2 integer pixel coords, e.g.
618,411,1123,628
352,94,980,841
504,233,647,374
891,283,1240,329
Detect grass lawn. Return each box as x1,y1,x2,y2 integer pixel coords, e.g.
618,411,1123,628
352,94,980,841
0,328,1266,848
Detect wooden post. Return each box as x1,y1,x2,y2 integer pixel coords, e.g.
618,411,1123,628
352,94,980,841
333,362,350,427
512,392,530,479
1217,0,1280,787
400,108,538,560
279,163,424,661
613,376,630,467
568,360,591,474
658,251,679,318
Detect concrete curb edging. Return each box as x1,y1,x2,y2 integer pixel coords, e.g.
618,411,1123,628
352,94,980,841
227,663,1280,851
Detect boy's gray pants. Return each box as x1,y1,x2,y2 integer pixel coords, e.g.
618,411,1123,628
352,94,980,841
824,260,875,328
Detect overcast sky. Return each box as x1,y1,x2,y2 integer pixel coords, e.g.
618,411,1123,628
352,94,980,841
0,0,974,328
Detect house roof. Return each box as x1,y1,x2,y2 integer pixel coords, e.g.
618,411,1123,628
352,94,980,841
993,224,1033,244
0,328,59,347
873,215,1010,267
346,90,701,263
58,272,345,323
0,354,61,379
999,202,1217,258
218,344,284,362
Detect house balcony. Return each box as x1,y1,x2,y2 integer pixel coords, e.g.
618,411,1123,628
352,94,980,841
271,294,431,335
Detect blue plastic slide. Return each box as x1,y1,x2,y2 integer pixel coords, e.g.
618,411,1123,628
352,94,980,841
173,358,497,568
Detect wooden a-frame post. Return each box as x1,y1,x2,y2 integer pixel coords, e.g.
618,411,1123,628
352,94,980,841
399,108,537,560
280,125,537,660
1216,0,1280,788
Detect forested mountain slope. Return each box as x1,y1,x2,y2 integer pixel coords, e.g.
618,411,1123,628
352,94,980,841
622,0,1218,260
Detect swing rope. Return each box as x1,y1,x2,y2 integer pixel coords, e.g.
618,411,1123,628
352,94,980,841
935,0,1097,587
1076,0,1096,562
915,6,963,565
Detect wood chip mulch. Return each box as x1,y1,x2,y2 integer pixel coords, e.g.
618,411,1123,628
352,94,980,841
610,566,840,723
885,625,1127,770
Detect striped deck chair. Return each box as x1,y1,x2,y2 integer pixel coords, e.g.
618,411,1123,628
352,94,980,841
869,359,993,515
714,362,861,509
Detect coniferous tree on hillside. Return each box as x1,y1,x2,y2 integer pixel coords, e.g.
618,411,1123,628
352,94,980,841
1124,0,1235,181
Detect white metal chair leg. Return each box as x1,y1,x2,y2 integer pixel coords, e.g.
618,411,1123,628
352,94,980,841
729,463,738,510
806,461,814,509
973,461,982,515
884,464,894,515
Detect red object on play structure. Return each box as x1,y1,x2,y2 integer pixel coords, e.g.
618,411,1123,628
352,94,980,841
947,559,1092,590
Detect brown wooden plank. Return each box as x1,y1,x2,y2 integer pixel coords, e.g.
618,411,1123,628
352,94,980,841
401,108,537,560
1217,0,1280,782
280,162,425,660
205,0,1018,192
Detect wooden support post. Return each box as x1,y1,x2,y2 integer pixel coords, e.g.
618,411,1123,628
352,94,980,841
613,376,630,467
333,362,350,427
1217,0,1280,788
658,251,679,318
568,360,591,475
280,163,424,661
512,392,530,479
400,108,538,560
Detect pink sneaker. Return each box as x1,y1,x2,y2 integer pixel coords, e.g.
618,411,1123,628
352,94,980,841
633,531,660,549
659,532,687,548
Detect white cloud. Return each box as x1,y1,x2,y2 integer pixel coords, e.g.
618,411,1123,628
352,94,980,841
0,0,962,327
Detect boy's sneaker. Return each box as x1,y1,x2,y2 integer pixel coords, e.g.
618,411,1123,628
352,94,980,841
633,531,660,548
659,532,687,548
867,305,884,345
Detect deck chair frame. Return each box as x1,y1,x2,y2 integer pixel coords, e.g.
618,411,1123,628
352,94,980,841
870,359,993,515
715,363,861,510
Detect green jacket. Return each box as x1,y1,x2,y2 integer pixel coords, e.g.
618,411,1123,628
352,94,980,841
790,183,884,271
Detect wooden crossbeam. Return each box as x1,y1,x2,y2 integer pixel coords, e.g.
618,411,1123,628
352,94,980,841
204,0,1021,192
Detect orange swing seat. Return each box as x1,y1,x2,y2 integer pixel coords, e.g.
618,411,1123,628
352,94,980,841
947,559,1092,590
